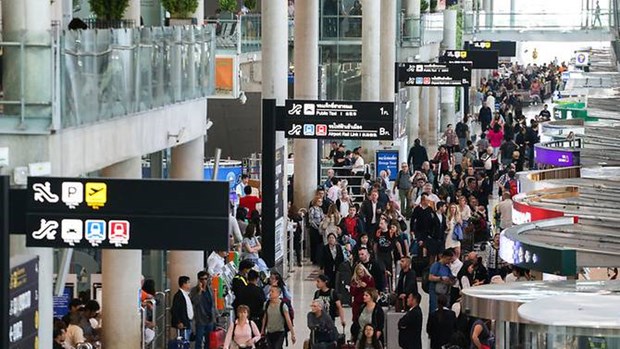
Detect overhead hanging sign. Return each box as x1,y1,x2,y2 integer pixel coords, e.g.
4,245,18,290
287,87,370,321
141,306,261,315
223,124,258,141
25,177,230,250
395,62,472,87
465,41,517,57
439,50,499,70
279,100,395,140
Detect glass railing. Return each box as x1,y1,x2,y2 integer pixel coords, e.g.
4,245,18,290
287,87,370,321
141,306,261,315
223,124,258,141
0,25,215,133
61,25,215,128
464,11,612,32
0,28,59,133
398,12,444,47
320,14,363,40
207,14,263,53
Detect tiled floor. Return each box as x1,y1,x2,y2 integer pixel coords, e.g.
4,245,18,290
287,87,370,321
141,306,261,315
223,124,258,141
285,262,430,349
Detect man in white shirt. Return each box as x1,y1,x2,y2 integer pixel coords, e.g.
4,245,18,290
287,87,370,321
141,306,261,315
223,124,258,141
448,248,463,304
414,183,440,205
207,251,228,276
171,276,194,340
327,177,341,203
235,174,250,198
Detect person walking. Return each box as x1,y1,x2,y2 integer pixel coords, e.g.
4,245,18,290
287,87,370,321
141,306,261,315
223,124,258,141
307,299,339,349
171,276,194,341
426,295,457,349
397,293,423,349
393,162,413,216
262,286,296,349
190,271,217,349
223,305,261,349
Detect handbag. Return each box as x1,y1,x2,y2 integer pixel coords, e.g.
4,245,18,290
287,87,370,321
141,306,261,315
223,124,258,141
254,337,269,349
452,223,464,241
435,282,449,295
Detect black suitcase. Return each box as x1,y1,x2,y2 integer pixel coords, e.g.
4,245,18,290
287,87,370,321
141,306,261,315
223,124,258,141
335,262,352,305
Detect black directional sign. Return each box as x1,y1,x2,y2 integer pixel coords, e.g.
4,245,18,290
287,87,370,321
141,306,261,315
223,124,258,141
9,256,38,349
396,62,472,87
439,50,499,70
465,41,517,57
279,100,395,140
25,177,229,250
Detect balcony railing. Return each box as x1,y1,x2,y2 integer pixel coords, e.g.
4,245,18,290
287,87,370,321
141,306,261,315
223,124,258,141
464,10,613,32
207,14,262,54
398,12,445,47
0,25,216,134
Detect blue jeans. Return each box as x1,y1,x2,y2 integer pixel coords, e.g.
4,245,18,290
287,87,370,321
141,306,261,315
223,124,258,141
195,323,214,349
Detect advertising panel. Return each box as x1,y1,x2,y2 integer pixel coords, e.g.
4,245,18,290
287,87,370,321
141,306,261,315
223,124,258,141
375,150,400,181
9,256,39,349
534,144,579,167
512,200,565,225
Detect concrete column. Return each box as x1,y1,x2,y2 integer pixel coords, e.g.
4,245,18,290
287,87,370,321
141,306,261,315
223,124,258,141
293,0,318,211
428,87,439,150
168,137,205,293
1,0,51,118
419,88,429,145
407,87,420,146
100,157,143,349
193,0,205,24
404,0,421,40
380,0,396,103
262,0,288,272
440,9,457,137
361,0,381,162
124,0,141,25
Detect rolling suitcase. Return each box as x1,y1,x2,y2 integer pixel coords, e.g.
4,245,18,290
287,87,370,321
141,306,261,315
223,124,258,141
384,310,403,349
168,329,190,349
209,327,226,349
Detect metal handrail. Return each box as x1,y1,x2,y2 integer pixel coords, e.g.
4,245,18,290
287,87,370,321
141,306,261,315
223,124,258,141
154,290,170,349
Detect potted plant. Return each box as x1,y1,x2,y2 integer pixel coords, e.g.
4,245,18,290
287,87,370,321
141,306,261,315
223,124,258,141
162,0,200,25
421,0,429,13
244,0,257,12
88,0,130,27
219,0,237,19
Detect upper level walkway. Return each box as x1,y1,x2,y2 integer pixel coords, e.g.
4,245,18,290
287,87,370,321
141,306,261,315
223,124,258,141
463,10,616,42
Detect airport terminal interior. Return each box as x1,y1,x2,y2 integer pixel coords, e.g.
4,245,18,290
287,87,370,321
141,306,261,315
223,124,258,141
3,0,620,349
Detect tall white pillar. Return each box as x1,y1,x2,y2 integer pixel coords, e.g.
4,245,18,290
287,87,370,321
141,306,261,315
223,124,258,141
261,0,288,271
380,0,396,103
509,0,516,28
440,9,457,137
428,87,439,151
124,0,141,25
293,0,318,212
407,87,421,147
168,137,205,293
100,157,143,349
419,88,429,145
193,0,205,24
1,0,51,118
483,0,492,29
361,0,381,162
405,0,421,41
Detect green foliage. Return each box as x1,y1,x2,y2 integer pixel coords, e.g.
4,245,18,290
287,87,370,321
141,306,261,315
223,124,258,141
455,5,463,49
421,0,429,12
161,0,200,18
430,0,437,13
244,0,257,11
88,0,129,21
218,0,238,13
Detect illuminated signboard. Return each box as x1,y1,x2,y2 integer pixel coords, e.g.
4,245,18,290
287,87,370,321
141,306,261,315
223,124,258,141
9,256,39,349
534,145,580,167
465,41,517,57
500,230,577,275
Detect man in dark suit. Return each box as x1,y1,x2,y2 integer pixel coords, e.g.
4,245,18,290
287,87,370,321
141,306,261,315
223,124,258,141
396,256,418,311
398,293,422,349
426,295,457,349
359,189,386,235
171,276,194,340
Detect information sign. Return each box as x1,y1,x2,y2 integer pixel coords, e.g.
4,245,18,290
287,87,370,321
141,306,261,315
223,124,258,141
9,256,39,349
375,150,400,181
465,41,517,57
396,63,472,87
440,50,499,70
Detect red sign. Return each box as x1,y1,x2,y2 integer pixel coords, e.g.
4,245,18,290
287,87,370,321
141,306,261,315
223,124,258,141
316,124,327,136
512,200,564,225
108,220,130,247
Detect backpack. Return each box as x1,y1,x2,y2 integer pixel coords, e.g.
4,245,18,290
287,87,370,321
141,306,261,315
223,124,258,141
506,179,518,197
264,300,291,344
